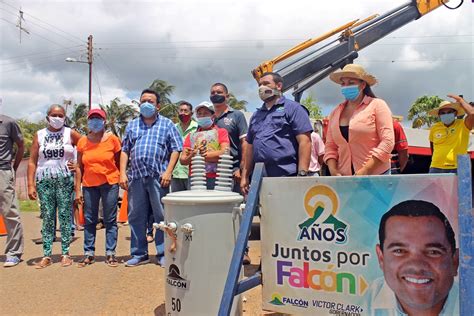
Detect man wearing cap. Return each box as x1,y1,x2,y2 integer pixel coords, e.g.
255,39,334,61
241,71,312,187
120,89,183,267
180,101,229,190
171,101,198,192
209,83,248,193
429,94,474,174
0,113,25,267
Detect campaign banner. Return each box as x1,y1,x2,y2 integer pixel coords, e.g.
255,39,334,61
261,175,459,316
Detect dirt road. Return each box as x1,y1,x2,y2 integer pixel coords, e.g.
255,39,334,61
0,212,269,315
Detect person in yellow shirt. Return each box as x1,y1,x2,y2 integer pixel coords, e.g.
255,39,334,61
429,94,474,173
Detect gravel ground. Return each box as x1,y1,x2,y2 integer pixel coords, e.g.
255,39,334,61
0,212,278,315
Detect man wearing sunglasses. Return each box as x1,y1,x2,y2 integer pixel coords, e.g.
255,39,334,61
428,94,474,174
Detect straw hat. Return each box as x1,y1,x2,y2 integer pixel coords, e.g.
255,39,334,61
329,64,377,86
428,101,465,116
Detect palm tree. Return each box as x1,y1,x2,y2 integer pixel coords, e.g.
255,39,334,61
149,79,175,104
17,119,47,157
67,103,88,135
408,95,443,128
228,93,248,111
149,79,177,119
101,98,138,138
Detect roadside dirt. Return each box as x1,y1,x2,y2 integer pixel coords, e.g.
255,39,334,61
0,212,276,315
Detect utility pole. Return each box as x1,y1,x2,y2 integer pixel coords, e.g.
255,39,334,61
87,35,93,109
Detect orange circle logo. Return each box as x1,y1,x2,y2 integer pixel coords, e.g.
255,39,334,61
303,185,339,223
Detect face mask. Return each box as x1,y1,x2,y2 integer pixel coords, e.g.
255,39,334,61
440,112,456,125
210,94,226,104
88,118,105,133
197,117,213,128
140,102,156,118
48,116,65,129
341,85,360,101
178,113,192,124
258,85,280,101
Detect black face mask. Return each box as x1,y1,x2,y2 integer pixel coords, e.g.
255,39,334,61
210,94,225,104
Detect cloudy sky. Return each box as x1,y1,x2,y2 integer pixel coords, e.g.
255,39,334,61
0,0,472,123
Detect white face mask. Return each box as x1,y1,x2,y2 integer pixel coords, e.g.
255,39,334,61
258,85,281,101
48,116,65,129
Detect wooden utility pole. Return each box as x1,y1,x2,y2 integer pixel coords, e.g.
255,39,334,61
87,35,93,109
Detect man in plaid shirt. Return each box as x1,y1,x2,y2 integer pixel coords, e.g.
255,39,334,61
120,89,183,267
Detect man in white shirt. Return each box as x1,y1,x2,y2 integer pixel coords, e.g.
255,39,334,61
368,200,459,316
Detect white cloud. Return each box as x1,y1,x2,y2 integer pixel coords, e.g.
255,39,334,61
0,0,472,121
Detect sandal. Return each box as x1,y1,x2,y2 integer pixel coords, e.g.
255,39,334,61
77,255,95,268
106,255,119,267
61,255,73,267
35,257,52,269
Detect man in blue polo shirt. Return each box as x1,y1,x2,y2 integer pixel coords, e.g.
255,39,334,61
120,89,183,267
241,72,312,194
210,83,248,193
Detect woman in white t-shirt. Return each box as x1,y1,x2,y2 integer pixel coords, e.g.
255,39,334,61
27,104,81,269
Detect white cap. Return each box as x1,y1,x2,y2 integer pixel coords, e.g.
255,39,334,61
195,101,214,113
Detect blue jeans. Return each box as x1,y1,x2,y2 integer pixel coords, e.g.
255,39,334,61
128,175,168,258
429,167,457,174
83,183,119,256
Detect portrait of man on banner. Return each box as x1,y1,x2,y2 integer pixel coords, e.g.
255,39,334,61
367,200,459,316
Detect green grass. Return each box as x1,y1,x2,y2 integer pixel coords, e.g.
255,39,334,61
19,199,40,212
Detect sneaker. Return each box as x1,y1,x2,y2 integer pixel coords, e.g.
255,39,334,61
156,255,165,267
3,256,21,267
243,253,251,265
125,256,150,267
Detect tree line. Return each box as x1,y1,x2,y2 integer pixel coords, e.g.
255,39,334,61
15,77,448,158
17,79,249,158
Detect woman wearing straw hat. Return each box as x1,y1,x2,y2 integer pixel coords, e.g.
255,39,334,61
324,64,394,176
428,94,474,174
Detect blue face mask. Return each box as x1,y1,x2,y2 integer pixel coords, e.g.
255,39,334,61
140,102,156,118
87,118,105,133
341,85,360,101
197,116,213,128
440,112,456,125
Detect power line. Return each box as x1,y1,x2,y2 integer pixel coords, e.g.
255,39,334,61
359,57,473,63
0,45,84,60
0,50,84,66
0,0,86,44
94,34,473,45
92,68,104,106
0,58,65,74
93,41,473,51
0,6,84,47
1,16,82,51
95,52,131,93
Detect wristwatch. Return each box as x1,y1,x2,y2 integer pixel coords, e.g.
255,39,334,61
297,170,308,177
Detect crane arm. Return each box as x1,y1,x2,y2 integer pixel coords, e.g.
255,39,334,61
251,0,451,100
